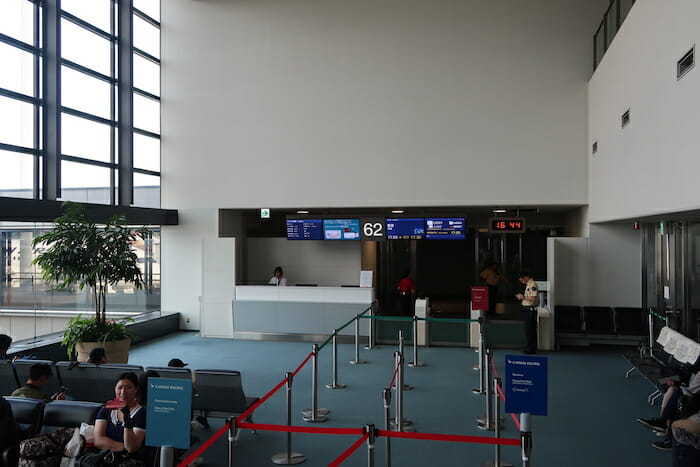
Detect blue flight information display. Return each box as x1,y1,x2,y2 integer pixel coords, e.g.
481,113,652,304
286,219,323,240
425,218,465,239
386,218,425,240
323,219,361,240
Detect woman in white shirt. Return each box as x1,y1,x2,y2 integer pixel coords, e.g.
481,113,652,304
269,266,287,286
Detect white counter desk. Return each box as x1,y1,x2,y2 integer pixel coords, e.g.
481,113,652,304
232,286,374,340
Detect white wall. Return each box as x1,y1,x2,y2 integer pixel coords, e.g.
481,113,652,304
161,0,607,211
247,238,361,287
549,224,641,307
588,0,700,223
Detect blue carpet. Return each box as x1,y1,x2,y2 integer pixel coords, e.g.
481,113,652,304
129,333,669,466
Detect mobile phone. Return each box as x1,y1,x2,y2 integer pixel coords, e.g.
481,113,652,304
105,398,126,409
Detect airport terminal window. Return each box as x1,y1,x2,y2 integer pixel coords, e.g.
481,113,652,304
0,0,161,207
0,221,162,343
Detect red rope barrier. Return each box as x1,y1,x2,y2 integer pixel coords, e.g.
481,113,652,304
292,350,314,376
489,356,523,431
328,433,369,467
388,361,400,389
237,422,364,436
238,376,288,421
376,430,520,446
177,423,229,467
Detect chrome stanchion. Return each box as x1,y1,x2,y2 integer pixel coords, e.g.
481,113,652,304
477,348,494,430
647,311,654,358
481,378,512,467
365,303,378,349
408,316,425,367
397,330,412,390
350,315,367,364
383,388,392,467
228,417,236,467
390,351,415,432
326,330,346,389
520,413,532,467
303,344,329,422
272,373,305,465
473,316,486,394
159,447,173,467
366,424,376,467
473,313,483,371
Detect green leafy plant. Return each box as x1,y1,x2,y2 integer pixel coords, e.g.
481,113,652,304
32,202,148,355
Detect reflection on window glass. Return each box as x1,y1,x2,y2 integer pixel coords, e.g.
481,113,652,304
60,0,112,33
61,113,112,163
133,14,160,59
0,0,35,45
0,95,35,148
0,150,34,198
134,0,160,22
59,160,112,205
133,53,160,96
134,93,160,134
0,42,34,96
134,133,160,172
61,66,112,120
61,18,112,76
134,172,160,208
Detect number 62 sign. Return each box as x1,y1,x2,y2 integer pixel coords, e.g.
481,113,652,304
361,217,386,241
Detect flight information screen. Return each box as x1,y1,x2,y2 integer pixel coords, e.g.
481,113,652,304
386,218,425,240
323,219,361,240
286,219,323,240
425,218,465,240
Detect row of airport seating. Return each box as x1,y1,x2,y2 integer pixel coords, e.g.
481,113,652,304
555,305,647,337
2,398,104,467
0,360,258,421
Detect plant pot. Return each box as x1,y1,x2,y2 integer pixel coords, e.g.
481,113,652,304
76,338,131,364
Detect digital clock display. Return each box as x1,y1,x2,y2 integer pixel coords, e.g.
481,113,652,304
489,218,526,233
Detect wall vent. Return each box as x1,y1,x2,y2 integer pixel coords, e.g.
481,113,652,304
592,141,598,154
621,109,630,129
677,46,695,80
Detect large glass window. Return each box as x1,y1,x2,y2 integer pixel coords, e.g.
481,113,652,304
0,1,160,208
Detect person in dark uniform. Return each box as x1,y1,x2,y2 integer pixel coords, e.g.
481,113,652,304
397,269,416,316
479,261,507,314
515,272,539,354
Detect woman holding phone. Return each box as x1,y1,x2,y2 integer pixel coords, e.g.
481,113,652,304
93,372,147,460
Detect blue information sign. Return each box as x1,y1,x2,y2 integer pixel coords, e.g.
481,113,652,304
425,218,465,240
146,377,192,449
504,355,548,416
286,219,323,240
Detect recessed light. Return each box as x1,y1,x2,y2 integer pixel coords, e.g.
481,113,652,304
493,209,507,213
391,210,404,214
297,210,309,214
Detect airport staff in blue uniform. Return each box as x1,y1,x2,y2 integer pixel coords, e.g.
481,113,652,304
515,272,538,354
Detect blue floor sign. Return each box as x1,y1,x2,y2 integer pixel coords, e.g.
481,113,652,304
504,355,548,416
146,377,192,449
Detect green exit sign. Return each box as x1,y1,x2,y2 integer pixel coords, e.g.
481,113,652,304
260,208,271,219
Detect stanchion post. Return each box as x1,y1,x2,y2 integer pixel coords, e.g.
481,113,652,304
520,413,532,467
477,348,494,430
326,330,346,389
272,373,305,465
365,303,378,350
227,417,236,467
408,316,425,367
473,317,486,394
647,310,654,357
494,378,501,467
394,351,402,432
397,330,412,390
366,424,376,467
383,388,392,467
303,344,329,422
351,315,367,364
159,446,173,467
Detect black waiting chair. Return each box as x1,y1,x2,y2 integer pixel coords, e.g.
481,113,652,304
144,366,193,382
0,360,19,396
192,370,258,420
56,363,143,403
614,307,646,336
13,360,63,397
5,396,45,437
40,400,104,434
554,306,583,333
583,306,615,335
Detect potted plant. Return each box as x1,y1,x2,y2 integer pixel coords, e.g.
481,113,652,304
32,203,148,363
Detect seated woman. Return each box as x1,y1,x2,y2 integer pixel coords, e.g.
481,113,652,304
94,372,147,461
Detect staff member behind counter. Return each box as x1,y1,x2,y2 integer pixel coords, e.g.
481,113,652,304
269,266,287,286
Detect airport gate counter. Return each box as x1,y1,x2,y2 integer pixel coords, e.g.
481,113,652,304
231,286,373,340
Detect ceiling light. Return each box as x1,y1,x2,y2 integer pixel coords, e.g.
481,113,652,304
297,210,309,214
391,210,404,214
493,209,507,213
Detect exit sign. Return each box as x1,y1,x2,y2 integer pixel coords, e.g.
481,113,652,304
260,208,271,219
489,217,526,233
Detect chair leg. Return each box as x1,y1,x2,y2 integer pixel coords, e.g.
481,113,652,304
625,366,638,379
